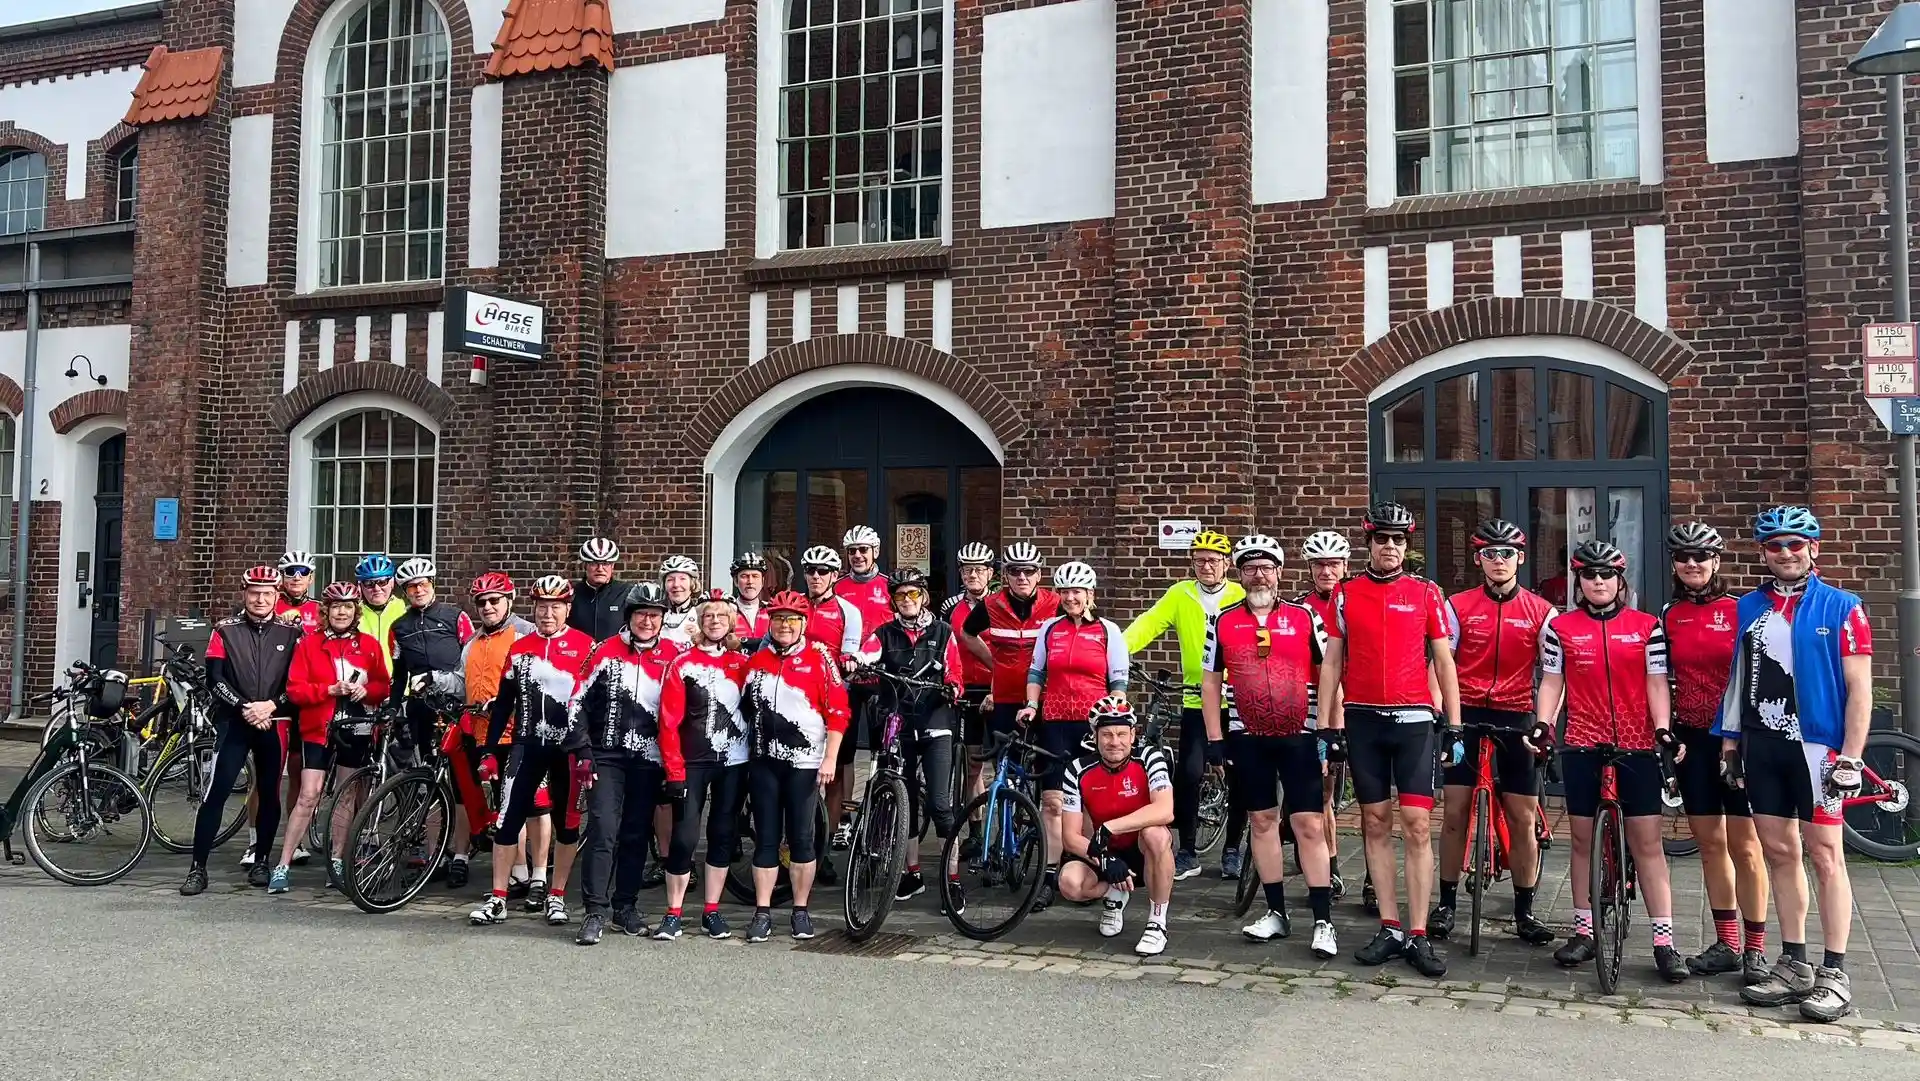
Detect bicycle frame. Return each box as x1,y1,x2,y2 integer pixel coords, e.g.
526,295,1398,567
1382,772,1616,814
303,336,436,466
1462,726,1515,880
2,686,102,862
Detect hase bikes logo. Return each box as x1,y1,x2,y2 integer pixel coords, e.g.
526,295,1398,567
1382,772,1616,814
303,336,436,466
471,300,537,337
454,289,545,361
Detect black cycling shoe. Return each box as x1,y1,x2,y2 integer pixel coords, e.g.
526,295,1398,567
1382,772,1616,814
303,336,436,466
447,858,470,890
523,880,549,911
639,865,666,890
1030,883,1055,913
575,914,605,946
1688,940,1742,976
1361,877,1378,916
1354,927,1405,966
1554,933,1596,967
941,882,965,917
958,835,982,862
612,904,648,937
1513,912,1556,945
507,877,531,900
246,861,271,889
1654,945,1689,984
180,864,209,896
1404,934,1446,978
1427,904,1455,941
895,871,926,901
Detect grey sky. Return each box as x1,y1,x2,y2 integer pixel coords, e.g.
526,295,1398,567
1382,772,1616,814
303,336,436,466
4,1,132,30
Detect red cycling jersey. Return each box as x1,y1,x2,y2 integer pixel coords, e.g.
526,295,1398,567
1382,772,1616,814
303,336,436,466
1205,600,1325,736
1296,589,1336,628
834,572,894,655
944,593,993,687
285,629,391,745
980,588,1061,702
1328,572,1451,710
1060,746,1172,848
275,595,322,635
743,641,852,768
1540,606,1669,750
1031,614,1125,723
1447,585,1555,713
1659,594,1738,728
1766,585,1874,655
802,592,864,661
732,600,770,643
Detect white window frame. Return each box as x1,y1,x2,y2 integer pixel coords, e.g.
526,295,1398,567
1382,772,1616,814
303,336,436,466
286,392,439,585
113,144,138,223
296,0,452,293
0,150,48,236
0,412,16,577
756,0,954,257
1365,0,1661,207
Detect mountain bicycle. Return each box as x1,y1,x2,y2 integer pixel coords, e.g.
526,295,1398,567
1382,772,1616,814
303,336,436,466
2,662,153,885
939,730,1057,940
842,665,951,940
338,689,467,914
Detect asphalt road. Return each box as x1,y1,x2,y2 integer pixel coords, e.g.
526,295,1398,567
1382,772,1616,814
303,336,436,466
0,880,1880,1081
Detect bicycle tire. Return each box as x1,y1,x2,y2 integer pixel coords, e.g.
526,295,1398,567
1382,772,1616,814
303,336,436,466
941,784,1045,941
1328,761,1356,815
724,796,821,908
1195,772,1229,855
341,770,451,914
1659,782,1698,858
143,736,249,854
22,761,153,886
1841,729,1920,862
1232,843,1261,918
844,773,910,941
1468,786,1491,958
311,766,376,865
1593,805,1627,994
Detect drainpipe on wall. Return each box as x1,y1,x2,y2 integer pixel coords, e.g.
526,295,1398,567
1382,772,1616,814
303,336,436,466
9,242,39,719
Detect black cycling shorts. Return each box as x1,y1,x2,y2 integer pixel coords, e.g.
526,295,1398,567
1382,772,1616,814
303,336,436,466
1346,708,1435,808
1229,732,1325,818
1442,707,1540,798
1036,720,1084,792
1675,725,1749,817
1561,748,1664,819
298,741,331,772
1742,732,1841,825
959,686,990,747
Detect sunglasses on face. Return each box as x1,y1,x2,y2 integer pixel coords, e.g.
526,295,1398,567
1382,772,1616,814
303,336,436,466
1477,546,1518,562
770,613,806,625
1671,550,1716,565
1763,538,1810,555
1006,567,1040,576
1577,568,1621,581
283,568,313,578
894,589,926,604
803,567,834,576
1371,533,1408,547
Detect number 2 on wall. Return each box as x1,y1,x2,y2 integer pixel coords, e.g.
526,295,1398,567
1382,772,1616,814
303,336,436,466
37,479,47,496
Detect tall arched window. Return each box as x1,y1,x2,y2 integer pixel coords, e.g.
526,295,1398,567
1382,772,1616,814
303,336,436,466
319,0,451,286
309,408,437,584
1370,357,1666,608
0,150,47,235
113,144,138,222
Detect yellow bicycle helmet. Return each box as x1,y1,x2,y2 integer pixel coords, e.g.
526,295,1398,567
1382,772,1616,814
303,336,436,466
1191,530,1232,556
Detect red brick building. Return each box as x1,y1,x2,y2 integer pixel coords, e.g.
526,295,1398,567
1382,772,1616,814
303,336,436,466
0,0,1908,696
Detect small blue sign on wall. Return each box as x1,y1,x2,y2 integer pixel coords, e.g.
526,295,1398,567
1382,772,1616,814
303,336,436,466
1892,398,1920,435
153,498,179,541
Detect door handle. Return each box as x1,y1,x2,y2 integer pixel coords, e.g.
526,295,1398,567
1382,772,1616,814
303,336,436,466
77,582,92,609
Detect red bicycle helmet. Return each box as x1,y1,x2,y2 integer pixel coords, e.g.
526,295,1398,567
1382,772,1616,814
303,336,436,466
765,590,811,615
471,572,516,600
322,581,360,604
242,565,279,587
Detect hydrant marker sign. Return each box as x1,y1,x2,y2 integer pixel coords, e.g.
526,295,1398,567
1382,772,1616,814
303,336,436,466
1863,323,1918,398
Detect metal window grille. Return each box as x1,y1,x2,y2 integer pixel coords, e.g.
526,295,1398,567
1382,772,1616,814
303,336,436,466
0,151,47,236
309,410,437,587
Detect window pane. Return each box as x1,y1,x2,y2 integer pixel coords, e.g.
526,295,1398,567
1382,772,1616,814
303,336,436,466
1546,370,1594,459
1490,367,1536,461
1393,487,1429,574
1434,488,1501,594
1434,372,1478,461
1607,487,1646,608
1528,486,1595,608
1384,390,1425,463
308,409,436,587
1605,384,1655,459
805,469,868,551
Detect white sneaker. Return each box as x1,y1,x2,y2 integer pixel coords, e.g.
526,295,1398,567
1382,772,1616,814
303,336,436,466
1134,922,1168,957
545,896,569,925
291,845,311,866
1241,909,1288,942
238,846,257,868
1097,892,1129,938
1311,920,1338,960
469,896,507,925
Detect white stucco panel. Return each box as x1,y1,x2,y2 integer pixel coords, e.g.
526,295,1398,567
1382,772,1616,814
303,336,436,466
468,83,503,268
468,0,508,53
611,0,726,33
0,66,144,201
605,53,729,258
1702,0,1798,164
227,114,276,288
979,0,1116,229
1251,0,1328,205
233,0,300,85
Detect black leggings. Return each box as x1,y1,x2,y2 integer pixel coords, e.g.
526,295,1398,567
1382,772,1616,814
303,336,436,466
667,762,746,875
749,758,820,868
580,752,663,914
902,731,958,841
194,715,283,866
1176,707,1207,851
497,745,580,847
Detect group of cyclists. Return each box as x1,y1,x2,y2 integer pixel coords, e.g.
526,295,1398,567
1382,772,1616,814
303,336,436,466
170,500,1872,1019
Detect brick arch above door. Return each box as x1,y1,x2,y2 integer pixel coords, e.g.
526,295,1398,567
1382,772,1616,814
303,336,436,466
1343,297,1696,393
683,334,1029,458
270,361,455,432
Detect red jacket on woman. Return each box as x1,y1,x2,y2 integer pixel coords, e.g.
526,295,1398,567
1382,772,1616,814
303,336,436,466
286,628,392,745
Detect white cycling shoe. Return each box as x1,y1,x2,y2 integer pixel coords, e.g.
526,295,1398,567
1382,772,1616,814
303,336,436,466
1097,891,1129,938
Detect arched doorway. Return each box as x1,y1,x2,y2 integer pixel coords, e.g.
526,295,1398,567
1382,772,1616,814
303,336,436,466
733,388,1000,597
1370,356,1667,609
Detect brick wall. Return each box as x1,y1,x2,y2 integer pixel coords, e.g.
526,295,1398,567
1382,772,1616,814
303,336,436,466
0,501,63,709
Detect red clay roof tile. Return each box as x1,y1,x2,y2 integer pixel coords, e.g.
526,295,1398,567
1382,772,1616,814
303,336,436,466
124,45,225,126
483,0,615,79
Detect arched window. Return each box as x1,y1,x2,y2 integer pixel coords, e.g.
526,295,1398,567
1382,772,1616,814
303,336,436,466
1370,357,1666,607
308,408,437,584
318,0,451,286
0,150,47,235
0,414,15,572
114,144,138,222
778,0,945,249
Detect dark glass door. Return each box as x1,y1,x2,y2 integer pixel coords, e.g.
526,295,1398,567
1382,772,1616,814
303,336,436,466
91,435,125,667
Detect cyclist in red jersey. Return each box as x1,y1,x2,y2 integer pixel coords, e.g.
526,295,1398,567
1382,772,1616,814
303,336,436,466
1317,502,1459,978
1661,522,1769,983
941,542,997,847
830,525,892,851
1430,520,1557,947
273,550,322,634
1539,541,1689,983
960,541,1060,739
1203,535,1338,959
1296,530,1351,898
797,545,864,660
1056,696,1175,957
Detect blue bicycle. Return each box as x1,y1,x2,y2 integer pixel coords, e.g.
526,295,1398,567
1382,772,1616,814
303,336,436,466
939,730,1056,940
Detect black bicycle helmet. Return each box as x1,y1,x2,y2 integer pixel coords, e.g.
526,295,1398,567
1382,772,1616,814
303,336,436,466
1568,540,1628,572
729,551,768,576
1471,519,1527,551
623,580,669,615
1666,521,1725,554
889,568,930,595
1362,501,1417,534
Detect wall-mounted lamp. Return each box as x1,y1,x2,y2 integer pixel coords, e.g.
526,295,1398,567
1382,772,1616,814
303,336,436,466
64,355,108,386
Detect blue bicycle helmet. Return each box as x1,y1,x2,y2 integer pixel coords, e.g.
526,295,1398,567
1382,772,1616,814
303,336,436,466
1753,505,1820,543
355,553,396,582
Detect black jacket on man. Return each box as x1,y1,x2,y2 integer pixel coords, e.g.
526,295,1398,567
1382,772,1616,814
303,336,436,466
569,577,632,641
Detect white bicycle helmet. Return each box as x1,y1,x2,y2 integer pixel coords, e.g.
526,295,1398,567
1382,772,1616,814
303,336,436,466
1053,561,1097,590
394,557,436,585
800,545,842,571
278,550,315,574
1233,534,1284,567
659,555,699,579
956,542,995,566
1300,530,1351,561
529,575,574,601
578,537,619,563
842,525,881,549
1002,541,1042,569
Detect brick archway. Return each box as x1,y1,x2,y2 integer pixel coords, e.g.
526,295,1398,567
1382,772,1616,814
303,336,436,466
1342,297,1696,392
684,335,1028,458
51,389,129,434
270,364,455,432
0,375,22,417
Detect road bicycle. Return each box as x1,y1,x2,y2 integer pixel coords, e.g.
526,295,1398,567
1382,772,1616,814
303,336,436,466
338,689,468,914
1131,665,1229,854
939,730,1057,941
1836,728,1920,861
2,662,153,885
842,665,950,940
1587,743,1676,994
1458,720,1552,958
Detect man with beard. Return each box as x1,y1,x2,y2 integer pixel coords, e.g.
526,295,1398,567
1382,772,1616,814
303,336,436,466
569,537,630,641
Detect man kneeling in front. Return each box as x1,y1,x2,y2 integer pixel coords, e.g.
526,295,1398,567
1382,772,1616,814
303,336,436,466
1055,695,1176,956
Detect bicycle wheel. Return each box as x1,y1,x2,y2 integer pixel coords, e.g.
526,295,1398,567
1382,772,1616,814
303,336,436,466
1841,729,1920,861
725,798,795,908
342,770,451,914
312,766,376,864
22,761,153,885
941,784,1045,940
1461,787,1487,957
1232,844,1261,918
1195,772,1229,855
1592,805,1627,994
144,736,249,854
845,773,909,941
1659,780,1698,858
1328,761,1356,815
